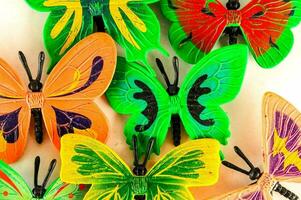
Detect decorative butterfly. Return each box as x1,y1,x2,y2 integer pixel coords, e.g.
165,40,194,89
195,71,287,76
161,0,301,68
213,92,301,200
60,134,221,200
0,156,86,199
106,44,247,155
25,0,163,73
0,33,116,163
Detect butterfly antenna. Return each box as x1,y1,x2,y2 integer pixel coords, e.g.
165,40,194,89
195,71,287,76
234,146,255,170
133,135,139,167
41,159,57,189
19,51,33,81
172,56,179,86
222,160,249,176
142,138,155,167
36,52,45,81
34,156,41,188
156,58,171,87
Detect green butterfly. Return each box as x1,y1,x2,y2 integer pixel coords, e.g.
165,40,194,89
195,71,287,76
0,156,86,199
60,134,221,200
25,0,163,72
106,44,248,155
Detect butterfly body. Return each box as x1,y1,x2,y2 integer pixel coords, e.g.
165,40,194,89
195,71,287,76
26,0,163,72
0,156,86,200
107,45,248,155
0,33,116,163
60,134,221,200
162,0,301,68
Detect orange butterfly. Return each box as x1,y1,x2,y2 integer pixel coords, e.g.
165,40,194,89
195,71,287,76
0,33,117,163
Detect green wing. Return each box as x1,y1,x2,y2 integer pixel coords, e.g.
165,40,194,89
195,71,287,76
106,57,171,156
44,178,87,200
25,0,164,72
102,0,165,66
25,0,93,72
0,161,32,199
178,44,248,145
60,134,134,200
146,139,221,199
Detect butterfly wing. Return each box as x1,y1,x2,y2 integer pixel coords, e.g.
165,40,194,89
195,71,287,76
25,0,93,71
262,92,301,182
211,185,272,200
161,0,227,64
0,59,30,163
106,57,171,156
146,139,221,199
102,0,164,66
0,160,32,199
240,0,301,68
44,178,86,200
26,0,163,72
42,33,116,149
60,134,134,200
178,45,247,145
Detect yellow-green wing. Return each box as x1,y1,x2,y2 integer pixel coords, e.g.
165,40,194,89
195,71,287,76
146,139,221,199
60,134,134,199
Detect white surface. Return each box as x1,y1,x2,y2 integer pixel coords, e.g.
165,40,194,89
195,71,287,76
0,0,300,199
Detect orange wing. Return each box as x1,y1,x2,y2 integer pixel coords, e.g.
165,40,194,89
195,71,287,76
0,59,30,163
42,33,117,149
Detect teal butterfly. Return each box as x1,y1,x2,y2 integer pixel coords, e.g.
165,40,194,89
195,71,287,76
106,44,248,155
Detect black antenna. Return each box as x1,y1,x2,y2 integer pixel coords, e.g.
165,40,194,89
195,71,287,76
142,138,155,168
172,56,179,86
133,135,139,167
37,52,45,81
19,51,33,81
34,156,41,189
156,58,171,87
132,135,155,176
32,156,57,198
41,159,56,189
222,146,262,181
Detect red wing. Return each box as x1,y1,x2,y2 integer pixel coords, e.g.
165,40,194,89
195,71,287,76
165,0,228,63
240,0,301,68
173,0,227,52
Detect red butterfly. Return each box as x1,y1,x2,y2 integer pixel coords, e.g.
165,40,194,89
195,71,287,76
162,0,301,68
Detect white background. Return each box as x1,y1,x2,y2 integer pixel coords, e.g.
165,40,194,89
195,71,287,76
0,0,300,199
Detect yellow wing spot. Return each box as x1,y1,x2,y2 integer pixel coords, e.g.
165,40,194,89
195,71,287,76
0,131,6,152
272,129,301,170
43,0,83,55
49,69,81,97
109,0,147,50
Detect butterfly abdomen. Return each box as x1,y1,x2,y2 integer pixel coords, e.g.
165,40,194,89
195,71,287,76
272,182,299,200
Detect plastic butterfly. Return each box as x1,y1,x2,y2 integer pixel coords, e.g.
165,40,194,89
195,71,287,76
106,44,247,155
161,0,301,68
60,134,221,200
0,33,116,163
0,156,86,199
25,0,163,72
213,92,301,200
